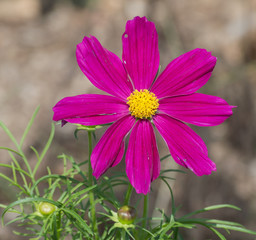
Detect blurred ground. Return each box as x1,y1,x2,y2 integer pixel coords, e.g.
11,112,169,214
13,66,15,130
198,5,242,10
0,0,256,239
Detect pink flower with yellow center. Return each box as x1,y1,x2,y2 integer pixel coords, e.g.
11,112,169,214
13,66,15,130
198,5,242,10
53,16,234,195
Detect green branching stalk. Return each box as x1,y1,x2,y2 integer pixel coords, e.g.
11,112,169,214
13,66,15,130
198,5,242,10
32,122,55,178
0,121,32,177
124,183,133,206
141,194,149,239
1,110,256,240
87,131,99,239
121,229,126,240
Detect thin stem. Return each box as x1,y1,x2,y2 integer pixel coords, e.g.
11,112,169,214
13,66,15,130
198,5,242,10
52,212,61,240
87,131,99,239
88,131,93,186
141,194,149,238
173,227,179,240
124,183,133,205
57,211,61,239
121,229,126,240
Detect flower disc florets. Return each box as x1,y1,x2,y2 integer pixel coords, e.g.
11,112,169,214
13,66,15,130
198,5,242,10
127,89,159,119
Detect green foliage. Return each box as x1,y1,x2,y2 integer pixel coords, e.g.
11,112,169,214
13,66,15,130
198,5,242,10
1,108,256,239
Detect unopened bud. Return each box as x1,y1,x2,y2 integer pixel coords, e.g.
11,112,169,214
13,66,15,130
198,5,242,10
117,205,136,224
38,202,56,216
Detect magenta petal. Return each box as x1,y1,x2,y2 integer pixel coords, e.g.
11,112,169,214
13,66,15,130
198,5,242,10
76,36,133,99
126,120,160,195
91,115,135,178
53,94,129,125
154,114,216,176
151,49,217,98
159,93,234,126
122,16,160,90
63,114,127,126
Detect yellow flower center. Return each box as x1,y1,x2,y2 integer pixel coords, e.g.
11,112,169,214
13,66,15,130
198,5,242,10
127,89,159,119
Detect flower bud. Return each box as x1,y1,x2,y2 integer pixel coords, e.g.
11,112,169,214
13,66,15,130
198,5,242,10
38,202,56,216
117,205,136,224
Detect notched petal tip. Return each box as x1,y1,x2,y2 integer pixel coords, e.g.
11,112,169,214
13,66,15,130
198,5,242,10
61,120,67,127
122,16,159,90
76,35,132,99
190,159,217,176
152,48,217,98
154,114,217,177
52,94,129,126
159,93,235,127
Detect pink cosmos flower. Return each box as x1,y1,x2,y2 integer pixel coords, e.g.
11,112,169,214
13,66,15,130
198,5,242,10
53,16,234,195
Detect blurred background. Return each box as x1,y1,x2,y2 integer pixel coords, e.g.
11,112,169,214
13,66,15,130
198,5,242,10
0,0,256,239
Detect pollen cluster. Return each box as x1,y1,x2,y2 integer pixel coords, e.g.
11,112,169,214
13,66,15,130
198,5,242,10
127,89,159,119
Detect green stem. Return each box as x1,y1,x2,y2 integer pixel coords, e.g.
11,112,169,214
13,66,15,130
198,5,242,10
88,131,93,186
173,227,179,240
141,194,149,238
121,229,126,240
57,211,61,239
87,131,99,239
124,183,133,205
52,211,61,240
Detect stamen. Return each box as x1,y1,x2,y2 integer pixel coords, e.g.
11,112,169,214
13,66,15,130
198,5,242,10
127,89,159,119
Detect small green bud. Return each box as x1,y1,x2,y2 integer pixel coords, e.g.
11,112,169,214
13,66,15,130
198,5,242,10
117,205,136,225
38,202,56,216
